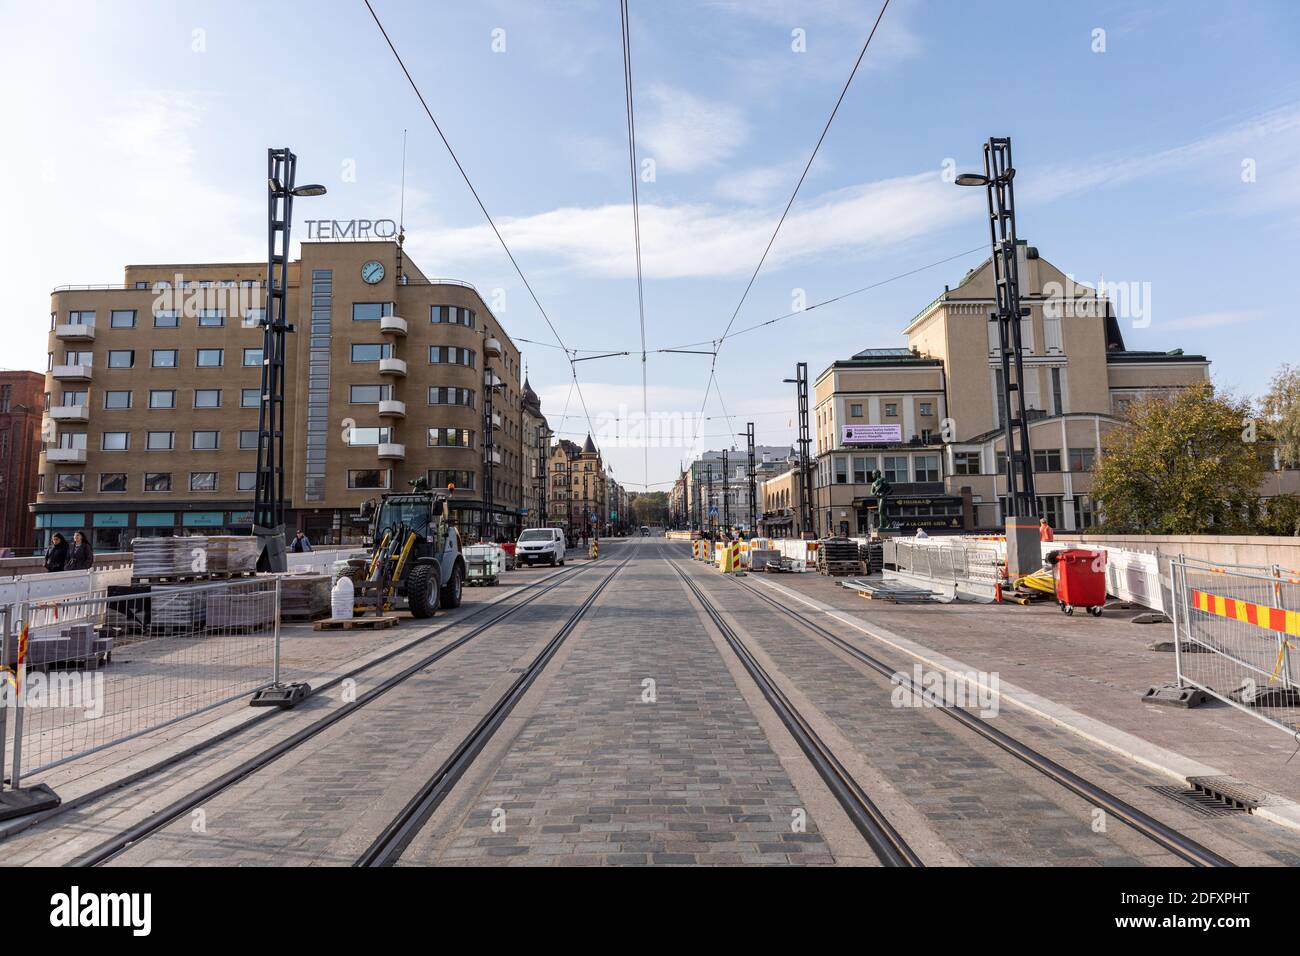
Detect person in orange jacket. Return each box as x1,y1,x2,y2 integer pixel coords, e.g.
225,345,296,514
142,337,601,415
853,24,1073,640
1039,517,1055,542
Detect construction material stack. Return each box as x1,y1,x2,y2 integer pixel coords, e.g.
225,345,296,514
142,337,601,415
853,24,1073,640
815,538,863,576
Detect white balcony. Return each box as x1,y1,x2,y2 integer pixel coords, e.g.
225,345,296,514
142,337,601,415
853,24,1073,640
491,410,503,430
52,364,92,382
484,337,502,358
380,315,408,337
46,447,87,464
484,370,502,388
484,447,502,466
378,399,406,419
55,323,96,342
379,357,407,377
377,442,406,461
49,405,89,423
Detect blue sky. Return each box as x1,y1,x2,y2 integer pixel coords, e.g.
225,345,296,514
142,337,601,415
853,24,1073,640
3,0,1298,489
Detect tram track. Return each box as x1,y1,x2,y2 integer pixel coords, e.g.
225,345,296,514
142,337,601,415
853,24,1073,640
664,551,921,867
356,555,631,866
68,556,621,867
714,561,1232,867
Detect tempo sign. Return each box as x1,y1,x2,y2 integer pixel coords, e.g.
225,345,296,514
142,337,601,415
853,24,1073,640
842,424,902,444
303,219,399,240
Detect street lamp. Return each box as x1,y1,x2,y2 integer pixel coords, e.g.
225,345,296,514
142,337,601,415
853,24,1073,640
955,136,1039,575
783,362,815,539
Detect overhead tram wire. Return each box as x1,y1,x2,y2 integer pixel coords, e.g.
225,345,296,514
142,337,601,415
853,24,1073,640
363,0,601,445
619,0,651,492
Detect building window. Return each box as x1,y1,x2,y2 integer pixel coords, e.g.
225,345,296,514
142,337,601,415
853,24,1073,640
349,384,392,404
1073,495,1095,529
853,456,873,484
427,427,474,448
1051,367,1064,415
152,349,178,368
57,432,87,450
919,402,933,417
953,451,981,475
99,473,127,493
883,456,908,483
110,310,136,329
242,348,263,367
238,472,257,491
239,430,259,450
64,349,93,366
884,402,898,417
428,386,475,407
107,350,135,369
147,431,174,450
196,348,224,368
153,310,179,328
243,308,266,328
1068,447,1096,472
56,473,84,493
1037,496,1064,529
348,469,390,489
68,310,96,326
1032,448,1063,472
149,389,175,410
849,403,863,418
429,470,474,491
62,390,87,406
352,303,393,322
103,390,132,410
429,346,475,367
198,310,225,327
431,305,474,327
144,472,171,492
346,427,391,447
834,458,848,484
241,388,260,408
194,389,222,408
1114,397,1132,416
190,472,218,492
192,430,220,450
351,343,392,363
914,454,940,482
101,432,130,451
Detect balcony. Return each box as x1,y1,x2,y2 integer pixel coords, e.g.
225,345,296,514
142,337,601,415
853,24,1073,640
380,315,408,337
46,447,88,464
55,323,96,342
52,364,92,382
491,410,503,430
484,337,502,359
378,399,406,419
484,370,502,389
377,442,406,461
49,405,89,423
484,447,502,466
379,357,407,377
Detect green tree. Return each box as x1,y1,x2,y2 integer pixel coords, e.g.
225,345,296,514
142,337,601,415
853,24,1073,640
1261,363,1300,468
631,491,669,526
1091,383,1265,534
1260,494,1300,537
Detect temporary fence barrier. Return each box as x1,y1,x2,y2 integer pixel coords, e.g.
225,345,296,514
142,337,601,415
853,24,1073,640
1170,555,1300,738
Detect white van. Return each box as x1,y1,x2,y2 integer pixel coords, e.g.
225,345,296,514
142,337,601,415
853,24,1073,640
516,527,567,567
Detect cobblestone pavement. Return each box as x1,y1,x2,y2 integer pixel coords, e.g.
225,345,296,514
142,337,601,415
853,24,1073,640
403,545,837,866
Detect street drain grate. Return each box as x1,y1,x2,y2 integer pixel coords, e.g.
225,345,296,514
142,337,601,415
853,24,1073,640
1148,785,1250,818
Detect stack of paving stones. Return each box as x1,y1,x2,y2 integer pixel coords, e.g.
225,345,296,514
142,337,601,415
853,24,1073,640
204,536,260,575
203,587,275,631
150,585,206,631
131,536,209,579
278,574,331,621
859,541,884,574
815,537,863,576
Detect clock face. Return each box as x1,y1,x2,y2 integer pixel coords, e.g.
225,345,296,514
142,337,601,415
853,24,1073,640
361,260,385,284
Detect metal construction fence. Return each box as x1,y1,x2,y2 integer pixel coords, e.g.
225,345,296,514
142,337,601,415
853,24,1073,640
1171,555,1300,738
883,539,1002,600
0,576,282,785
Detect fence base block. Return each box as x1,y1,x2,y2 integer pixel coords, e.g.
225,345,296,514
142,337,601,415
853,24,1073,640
1142,683,1210,708
249,682,312,709
0,783,60,822
1228,684,1300,708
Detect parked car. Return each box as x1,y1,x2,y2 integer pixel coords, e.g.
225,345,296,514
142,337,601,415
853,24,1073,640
516,528,567,566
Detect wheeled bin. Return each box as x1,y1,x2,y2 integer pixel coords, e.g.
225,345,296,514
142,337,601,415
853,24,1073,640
1051,548,1107,616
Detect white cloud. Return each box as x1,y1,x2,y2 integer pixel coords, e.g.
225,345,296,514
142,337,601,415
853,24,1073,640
639,83,749,172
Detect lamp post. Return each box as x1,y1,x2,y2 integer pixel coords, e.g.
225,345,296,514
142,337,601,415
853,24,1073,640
783,362,816,540
255,147,325,573
956,136,1039,574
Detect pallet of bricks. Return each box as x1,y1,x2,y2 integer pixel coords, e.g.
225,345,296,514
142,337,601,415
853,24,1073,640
815,537,863,576
131,536,263,634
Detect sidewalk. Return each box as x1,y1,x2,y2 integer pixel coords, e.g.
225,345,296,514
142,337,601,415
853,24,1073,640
748,567,1300,822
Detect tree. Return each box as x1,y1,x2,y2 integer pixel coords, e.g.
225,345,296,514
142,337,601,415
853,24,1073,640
631,491,669,526
1261,363,1300,469
1091,383,1265,534
1260,494,1300,537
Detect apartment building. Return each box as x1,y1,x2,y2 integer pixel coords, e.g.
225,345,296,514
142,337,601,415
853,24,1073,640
547,435,607,538
0,371,45,552
36,240,527,549
520,378,550,528
811,243,1213,534
684,445,791,533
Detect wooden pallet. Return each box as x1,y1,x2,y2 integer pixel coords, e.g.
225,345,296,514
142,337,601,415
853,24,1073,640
132,571,257,585
313,614,400,631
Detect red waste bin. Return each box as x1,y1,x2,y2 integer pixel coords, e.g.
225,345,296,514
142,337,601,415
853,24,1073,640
1052,548,1107,617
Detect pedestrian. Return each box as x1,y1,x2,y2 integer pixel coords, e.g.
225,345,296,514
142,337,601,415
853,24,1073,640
291,530,313,553
1038,517,1055,542
44,532,68,573
64,530,94,571
914,527,930,540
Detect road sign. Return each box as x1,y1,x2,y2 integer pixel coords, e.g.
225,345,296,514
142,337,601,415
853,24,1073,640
708,505,719,518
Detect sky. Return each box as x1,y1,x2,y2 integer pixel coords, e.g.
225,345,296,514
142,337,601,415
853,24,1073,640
2,0,1298,491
